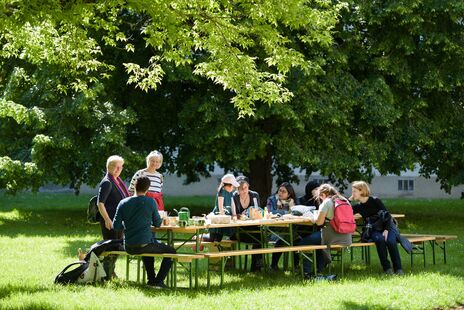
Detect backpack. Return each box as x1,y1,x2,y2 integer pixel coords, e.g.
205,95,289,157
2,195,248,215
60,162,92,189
54,261,89,284
54,252,106,285
54,239,123,285
87,195,99,224
329,198,356,234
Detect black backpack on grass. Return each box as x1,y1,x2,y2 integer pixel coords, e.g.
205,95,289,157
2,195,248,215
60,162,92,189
54,239,123,285
54,261,89,284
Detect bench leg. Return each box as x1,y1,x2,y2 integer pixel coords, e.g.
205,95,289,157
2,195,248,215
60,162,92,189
142,262,146,283
410,248,414,268
298,252,303,276
341,248,345,277
430,241,436,265
443,241,447,264
189,262,193,289
220,257,225,288
173,260,177,288
126,256,130,281
423,241,427,268
367,246,371,265
137,257,141,283
207,259,211,290
313,251,317,276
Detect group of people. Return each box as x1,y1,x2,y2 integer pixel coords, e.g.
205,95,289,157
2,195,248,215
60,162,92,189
96,152,174,289
95,152,404,289
212,174,404,278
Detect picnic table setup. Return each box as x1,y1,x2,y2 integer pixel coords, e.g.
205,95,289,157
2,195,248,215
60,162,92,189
101,211,449,290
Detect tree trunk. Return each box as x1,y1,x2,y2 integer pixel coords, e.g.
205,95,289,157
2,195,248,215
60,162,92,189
248,150,273,207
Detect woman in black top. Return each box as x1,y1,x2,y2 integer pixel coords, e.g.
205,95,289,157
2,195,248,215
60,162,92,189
297,181,320,208
350,181,403,275
233,176,261,216
232,176,263,271
97,155,130,279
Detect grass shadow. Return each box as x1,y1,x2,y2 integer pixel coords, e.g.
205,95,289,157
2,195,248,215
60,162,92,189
0,209,100,238
0,284,52,301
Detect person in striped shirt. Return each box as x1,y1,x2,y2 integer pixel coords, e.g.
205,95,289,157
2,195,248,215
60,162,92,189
128,150,165,210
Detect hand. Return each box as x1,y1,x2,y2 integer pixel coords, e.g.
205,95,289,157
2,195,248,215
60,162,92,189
105,218,113,230
383,230,388,241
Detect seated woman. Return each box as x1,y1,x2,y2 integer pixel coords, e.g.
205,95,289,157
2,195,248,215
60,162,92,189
267,182,296,215
232,176,263,271
296,181,321,238
298,183,352,279
128,150,165,211
208,173,239,242
350,181,403,275
297,181,320,207
267,182,298,271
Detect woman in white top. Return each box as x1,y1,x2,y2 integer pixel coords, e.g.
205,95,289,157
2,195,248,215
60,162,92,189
128,150,165,210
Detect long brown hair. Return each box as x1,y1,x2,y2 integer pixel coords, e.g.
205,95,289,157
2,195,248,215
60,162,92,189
314,183,345,201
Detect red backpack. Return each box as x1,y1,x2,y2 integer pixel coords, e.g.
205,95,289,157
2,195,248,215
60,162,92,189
329,198,356,234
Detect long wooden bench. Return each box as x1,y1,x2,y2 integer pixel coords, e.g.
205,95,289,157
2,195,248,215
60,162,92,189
203,245,327,288
330,235,435,276
402,234,457,264
173,239,238,251
100,250,204,288
406,236,437,268
328,236,439,275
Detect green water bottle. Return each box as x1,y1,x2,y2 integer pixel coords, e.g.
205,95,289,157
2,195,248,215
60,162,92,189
263,206,268,219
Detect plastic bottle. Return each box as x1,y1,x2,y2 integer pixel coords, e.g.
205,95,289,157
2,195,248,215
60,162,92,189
263,207,268,219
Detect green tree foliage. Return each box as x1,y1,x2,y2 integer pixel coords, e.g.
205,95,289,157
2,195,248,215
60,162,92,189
1,0,463,200
330,0,464,191
0,0,341,194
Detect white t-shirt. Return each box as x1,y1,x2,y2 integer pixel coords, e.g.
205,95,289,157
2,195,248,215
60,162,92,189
128,169,163,195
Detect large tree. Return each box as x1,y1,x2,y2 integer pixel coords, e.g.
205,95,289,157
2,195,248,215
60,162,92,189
0,0,341,194
1,0,464,202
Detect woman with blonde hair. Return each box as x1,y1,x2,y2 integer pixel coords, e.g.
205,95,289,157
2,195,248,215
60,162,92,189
97,155,130,279
128,150,165,210
350,181,403,275
298,183,352,279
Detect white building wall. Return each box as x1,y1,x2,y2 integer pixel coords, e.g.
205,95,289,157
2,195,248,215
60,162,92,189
48,171,464,199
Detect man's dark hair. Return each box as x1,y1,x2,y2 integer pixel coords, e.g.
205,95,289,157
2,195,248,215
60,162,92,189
135,176,150,193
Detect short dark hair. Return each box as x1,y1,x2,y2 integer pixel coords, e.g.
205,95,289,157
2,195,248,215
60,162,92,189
135,176,150,193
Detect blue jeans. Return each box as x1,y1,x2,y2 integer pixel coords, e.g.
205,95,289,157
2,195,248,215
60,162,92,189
371,230,402,272
297,231,326,274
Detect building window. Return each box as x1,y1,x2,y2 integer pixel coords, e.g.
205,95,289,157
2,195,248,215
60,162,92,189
398,179,414,192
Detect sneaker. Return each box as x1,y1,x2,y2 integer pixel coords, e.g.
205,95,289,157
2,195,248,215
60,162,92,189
325,274,337,281
384,268,394,275
148,282,169,290
303,273,314,280
313,275,337,281
395,269,404,276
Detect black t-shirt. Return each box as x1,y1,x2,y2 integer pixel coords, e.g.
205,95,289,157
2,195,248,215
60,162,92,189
352,196,387,219
233,190,260,214
97,175,125,220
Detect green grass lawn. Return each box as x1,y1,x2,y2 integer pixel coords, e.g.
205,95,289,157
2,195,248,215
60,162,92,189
0,192,463,309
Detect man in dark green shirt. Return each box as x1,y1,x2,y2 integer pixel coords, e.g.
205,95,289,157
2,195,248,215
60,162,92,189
113,176,175,288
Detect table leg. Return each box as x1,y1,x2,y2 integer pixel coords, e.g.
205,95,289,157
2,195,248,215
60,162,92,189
289,224,294,274
195,229,200,288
